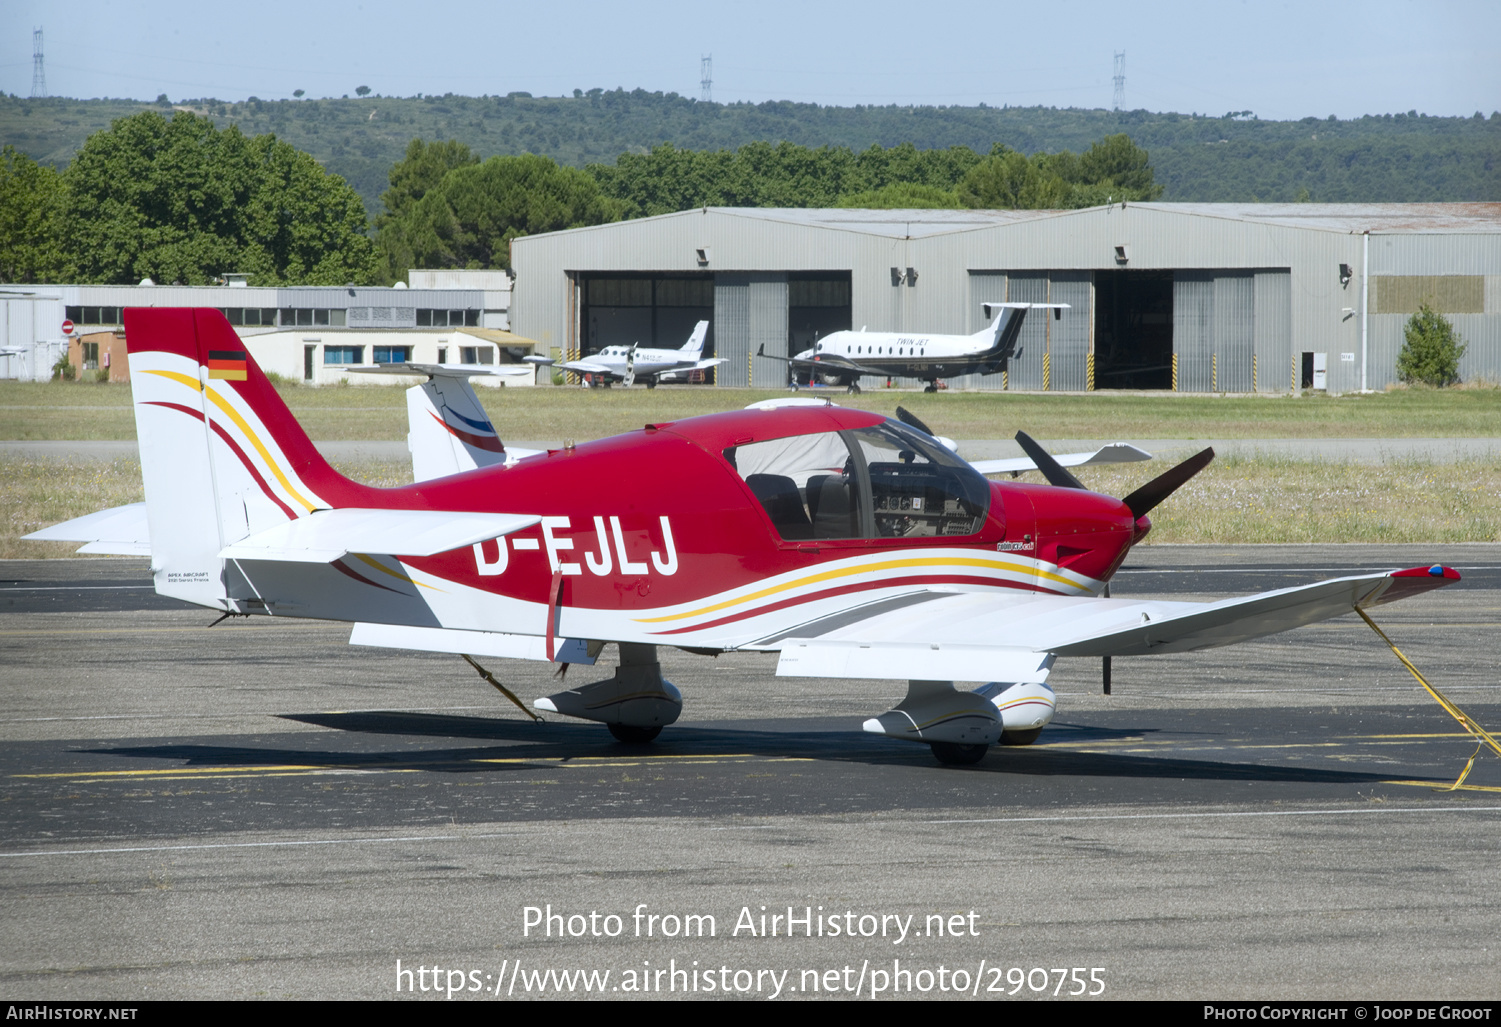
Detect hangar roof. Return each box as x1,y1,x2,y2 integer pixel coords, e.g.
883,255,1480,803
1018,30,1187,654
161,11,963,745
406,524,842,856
702,206,1062,238
634,203,1501,239
1090,202,1501,234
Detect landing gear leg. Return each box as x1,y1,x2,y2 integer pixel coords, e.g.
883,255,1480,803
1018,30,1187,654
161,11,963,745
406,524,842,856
846,383,862,395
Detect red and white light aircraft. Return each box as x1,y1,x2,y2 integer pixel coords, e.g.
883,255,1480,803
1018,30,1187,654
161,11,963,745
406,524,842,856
28,310,1461,764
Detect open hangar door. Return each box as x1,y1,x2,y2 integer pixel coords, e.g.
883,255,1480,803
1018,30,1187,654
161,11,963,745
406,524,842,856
1093,270,1174,389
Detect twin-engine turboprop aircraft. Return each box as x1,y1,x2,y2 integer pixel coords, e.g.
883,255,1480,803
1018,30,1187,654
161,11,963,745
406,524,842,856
27,309,1461,765
765,302,1065,394
531,320,723,388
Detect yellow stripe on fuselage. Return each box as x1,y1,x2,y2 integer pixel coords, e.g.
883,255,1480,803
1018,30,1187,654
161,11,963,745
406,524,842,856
635,554,1086,624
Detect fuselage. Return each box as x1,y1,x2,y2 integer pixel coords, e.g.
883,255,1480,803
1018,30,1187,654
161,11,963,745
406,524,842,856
588,344,702,380
796,325,1007,383
313,406,1145,651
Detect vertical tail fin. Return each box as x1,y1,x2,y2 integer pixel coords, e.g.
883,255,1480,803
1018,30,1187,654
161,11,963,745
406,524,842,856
679,320,710,356
405,373,509,481
125,308,368,606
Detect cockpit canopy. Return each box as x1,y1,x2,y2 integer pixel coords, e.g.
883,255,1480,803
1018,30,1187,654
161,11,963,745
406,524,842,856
725,419,990,541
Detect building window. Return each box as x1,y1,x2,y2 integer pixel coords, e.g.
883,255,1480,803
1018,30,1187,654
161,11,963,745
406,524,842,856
436,347,448,363
81,341,99,370
373,346,411,364
280,308,346,327
323,346,363,365
460,346,493,365
417,309,481,327
67,307,123,326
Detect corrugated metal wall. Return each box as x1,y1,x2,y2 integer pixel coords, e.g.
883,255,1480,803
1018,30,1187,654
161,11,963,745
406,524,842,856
1253,270,1292,392
1006,274,1048,390
961,272,1007,390
1049,272,1091,391
715,273,788,388
1174,270,1289,392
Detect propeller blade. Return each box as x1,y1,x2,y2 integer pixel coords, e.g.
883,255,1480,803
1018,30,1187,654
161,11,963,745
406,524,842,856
895,406,934,438
1121,447,1215,519
1014,431,1086,490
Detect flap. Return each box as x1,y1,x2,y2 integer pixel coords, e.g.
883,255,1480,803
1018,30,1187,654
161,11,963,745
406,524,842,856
349,622,595,665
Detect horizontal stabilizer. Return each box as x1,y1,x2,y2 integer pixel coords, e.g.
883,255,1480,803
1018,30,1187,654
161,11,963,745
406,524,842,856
349,622,595,664
219,508,541,563
23,502,151,555
345,363,533,379
969,443,1153,477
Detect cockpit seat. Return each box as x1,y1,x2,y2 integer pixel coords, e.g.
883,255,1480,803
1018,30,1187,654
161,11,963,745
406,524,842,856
745,473,813,540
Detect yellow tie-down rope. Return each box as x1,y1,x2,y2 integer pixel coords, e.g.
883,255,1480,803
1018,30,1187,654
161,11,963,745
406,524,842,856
1356,605,1501,791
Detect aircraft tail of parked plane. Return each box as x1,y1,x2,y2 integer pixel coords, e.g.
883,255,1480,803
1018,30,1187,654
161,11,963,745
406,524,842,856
678,319,710,357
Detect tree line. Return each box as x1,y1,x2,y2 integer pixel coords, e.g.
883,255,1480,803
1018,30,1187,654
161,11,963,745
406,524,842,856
5,91,1492,218
0,108,1167,285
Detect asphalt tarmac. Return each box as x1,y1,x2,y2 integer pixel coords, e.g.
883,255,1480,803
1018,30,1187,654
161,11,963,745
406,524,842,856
1,546,1498,1000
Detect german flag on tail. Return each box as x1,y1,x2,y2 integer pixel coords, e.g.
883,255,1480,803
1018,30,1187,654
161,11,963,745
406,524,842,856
207,349,247,381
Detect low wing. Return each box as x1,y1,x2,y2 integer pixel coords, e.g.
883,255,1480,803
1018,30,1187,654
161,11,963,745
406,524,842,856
774,566,1461,683
218,508,541,564
555,360,620,379
345,363,534,379
789,353,885,376
970,443,1153,477
349,623,597,665
23,502,151,555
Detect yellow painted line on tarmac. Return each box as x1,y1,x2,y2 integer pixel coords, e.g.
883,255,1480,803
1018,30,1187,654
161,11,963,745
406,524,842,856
18,765,324,779
1383,779,1501,794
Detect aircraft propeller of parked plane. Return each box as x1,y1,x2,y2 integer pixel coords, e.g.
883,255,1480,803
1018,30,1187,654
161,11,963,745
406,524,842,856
27,309,1463,765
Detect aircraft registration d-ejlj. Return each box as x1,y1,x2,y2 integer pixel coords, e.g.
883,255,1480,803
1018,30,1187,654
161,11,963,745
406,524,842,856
29,309,1463,765
764,302,1065,394
531,320,722,388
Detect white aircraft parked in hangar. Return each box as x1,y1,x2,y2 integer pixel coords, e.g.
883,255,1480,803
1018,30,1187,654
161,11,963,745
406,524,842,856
762,302,1065,394
530,320,723,388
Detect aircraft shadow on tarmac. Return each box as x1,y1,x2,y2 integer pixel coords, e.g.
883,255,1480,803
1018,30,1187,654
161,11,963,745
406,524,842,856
73,710,1418,786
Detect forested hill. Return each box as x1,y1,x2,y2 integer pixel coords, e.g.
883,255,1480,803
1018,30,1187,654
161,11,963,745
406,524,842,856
3,90,1496,217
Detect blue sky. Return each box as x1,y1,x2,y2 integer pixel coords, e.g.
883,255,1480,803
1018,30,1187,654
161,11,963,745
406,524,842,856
3,0,1496,120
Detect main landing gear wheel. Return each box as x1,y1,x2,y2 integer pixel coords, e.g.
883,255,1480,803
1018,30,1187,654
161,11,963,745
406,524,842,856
924,383,938,393
846,383,862,395
646,381,656,389
608,723,662,744
929,742,988,765
1001,728,1042,746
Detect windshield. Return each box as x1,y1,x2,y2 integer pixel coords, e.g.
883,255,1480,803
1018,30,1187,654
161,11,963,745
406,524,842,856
725,419,989,541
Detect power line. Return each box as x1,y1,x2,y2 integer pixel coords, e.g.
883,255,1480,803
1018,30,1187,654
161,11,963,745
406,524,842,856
700,54,712,103
1112,51,1125,111
31,27,46,99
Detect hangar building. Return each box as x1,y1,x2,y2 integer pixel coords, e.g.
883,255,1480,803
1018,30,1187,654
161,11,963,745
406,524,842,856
509,203,1501,393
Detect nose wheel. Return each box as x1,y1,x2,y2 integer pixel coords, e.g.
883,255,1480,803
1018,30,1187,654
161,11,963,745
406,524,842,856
930,742,988,765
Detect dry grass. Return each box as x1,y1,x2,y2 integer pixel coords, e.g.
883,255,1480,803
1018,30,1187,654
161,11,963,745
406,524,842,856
1075,456,1501,544
7,380,1501,443
6,454,1499,559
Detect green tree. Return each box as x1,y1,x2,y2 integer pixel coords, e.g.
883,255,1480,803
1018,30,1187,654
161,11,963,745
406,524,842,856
957,149,1067,209
1396,303,1467,386
0,145,67,282
394,153,621,271
375,138,479,281
61,110,377,285
1076,134,1163,200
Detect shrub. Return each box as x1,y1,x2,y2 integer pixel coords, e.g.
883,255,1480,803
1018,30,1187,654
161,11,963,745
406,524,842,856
1396,303,1467,386
51,353,75,381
